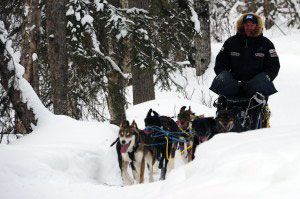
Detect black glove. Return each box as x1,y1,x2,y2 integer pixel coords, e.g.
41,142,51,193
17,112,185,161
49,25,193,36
209,71,240,97
243,72,278,97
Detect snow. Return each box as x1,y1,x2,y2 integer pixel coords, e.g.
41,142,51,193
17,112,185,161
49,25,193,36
24,5,30,17
94,0,105,12
1,29,52,124
67,21,73,28
290,0,300,18
91,31,128,79
137,28,149,40
126,8,148,14
66,6,75,16
81,14,94,26
75,12,81,21
116,29,128,40
32,53,38,61
0,21,5,35
1,25,300,199
188,2,201,34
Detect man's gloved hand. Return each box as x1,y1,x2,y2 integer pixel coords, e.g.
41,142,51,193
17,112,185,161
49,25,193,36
243,72,277,97
209,71,240,97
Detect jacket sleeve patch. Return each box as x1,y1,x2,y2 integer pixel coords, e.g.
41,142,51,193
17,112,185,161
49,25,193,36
230,52,240,56
269,49,278,57
255,53,265,57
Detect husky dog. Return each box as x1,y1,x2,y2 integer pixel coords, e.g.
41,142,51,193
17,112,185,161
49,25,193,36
191,117,219,160
118,120,155,185
215,109,236,133
177,106,195,130
144,109,180,180
175,106,195,163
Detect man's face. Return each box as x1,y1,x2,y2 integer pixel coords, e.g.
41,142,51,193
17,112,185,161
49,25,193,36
243,21,257,37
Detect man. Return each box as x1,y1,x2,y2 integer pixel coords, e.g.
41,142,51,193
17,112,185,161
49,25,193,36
210,13,280,98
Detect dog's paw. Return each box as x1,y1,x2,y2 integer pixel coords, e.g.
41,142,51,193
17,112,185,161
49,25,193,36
153,161,159,175
167,158,175,171
132,170,140,182
123,180,134,186
149,176,154,183
123,176,134,186
181,154,189,164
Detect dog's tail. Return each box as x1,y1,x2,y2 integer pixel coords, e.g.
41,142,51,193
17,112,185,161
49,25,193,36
110,137,119,147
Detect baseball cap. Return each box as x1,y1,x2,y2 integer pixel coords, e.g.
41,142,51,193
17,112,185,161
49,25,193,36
243,14,258,24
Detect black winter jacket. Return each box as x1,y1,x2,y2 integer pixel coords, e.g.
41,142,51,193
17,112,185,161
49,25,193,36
214,33,280,81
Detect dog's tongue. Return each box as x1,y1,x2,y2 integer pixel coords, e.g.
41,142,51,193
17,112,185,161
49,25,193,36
121,143,130,153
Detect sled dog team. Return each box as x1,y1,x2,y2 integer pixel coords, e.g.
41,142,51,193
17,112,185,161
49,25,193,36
113,106,236,185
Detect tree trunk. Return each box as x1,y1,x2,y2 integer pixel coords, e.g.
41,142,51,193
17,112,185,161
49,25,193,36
21,0,41,94
17,0,41,134
0,41,37,134
132,67,155,105
129,0,155,105
120,0,131,74
120,0,129,8
107,71,127,125
194,0,211,76
263,0,273,30
104,0,127,125
129,0,149,8
244,0,257,13
46,0,68,115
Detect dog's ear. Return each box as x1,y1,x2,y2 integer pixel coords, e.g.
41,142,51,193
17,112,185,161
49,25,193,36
146,109,153,118
120,120,129,129
179,106,186,114
215,110,223,119
199,114,205,118
188,106,196,115
194,114,204,120
130,120,138,129
190,113,196,120
153,110,159,117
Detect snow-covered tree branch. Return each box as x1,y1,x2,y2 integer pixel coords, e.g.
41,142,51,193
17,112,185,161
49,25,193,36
0,21,50,133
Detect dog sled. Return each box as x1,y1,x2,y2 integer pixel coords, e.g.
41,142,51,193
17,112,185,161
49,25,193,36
213,92,271,132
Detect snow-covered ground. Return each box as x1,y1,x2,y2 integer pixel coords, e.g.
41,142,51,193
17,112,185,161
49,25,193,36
1,27,300,199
